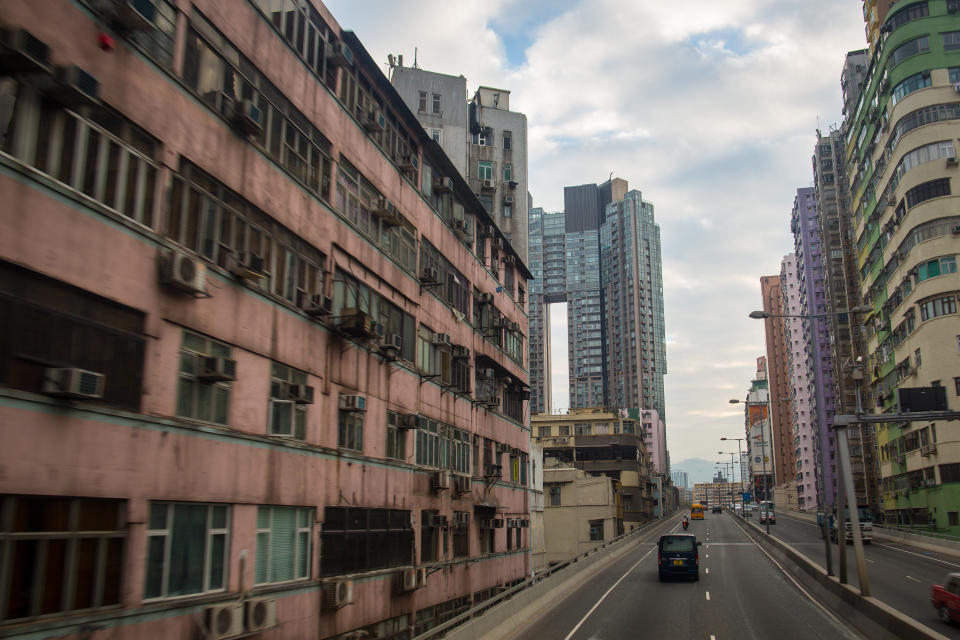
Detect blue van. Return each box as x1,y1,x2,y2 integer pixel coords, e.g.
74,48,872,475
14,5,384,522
657,533,702,581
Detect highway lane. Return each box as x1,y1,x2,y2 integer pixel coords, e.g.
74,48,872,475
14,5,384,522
515,512,863,640
757,510,960,638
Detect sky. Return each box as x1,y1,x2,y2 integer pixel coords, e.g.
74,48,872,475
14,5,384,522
325,0,868,479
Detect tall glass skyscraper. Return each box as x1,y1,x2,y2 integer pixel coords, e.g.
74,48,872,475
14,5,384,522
528,179,666,418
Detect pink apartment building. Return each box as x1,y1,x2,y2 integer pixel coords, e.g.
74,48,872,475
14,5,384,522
781,255,819,511
0,1,531,638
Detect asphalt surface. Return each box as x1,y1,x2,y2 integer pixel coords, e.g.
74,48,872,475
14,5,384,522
759,510,960,639
515,512,864,640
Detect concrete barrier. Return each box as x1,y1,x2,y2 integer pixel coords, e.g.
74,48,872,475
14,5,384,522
737,515,950,640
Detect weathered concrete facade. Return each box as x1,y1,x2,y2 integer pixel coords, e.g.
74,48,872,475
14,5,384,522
0,1,531,638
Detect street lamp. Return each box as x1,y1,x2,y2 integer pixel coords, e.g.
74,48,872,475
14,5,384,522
748,304,872,580
719,451,738,510
721,436,746,496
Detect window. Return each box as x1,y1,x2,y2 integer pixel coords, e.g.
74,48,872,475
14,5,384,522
589,519,604,541
145,503,229,599
915,348,922,368
944,31,960,51
255,506,312,584
0,496,124,621
432,93,441,114
1,89,160,227
955,378,960,396
249,0,337,89
892,72,933,105
916,256,958,282
906,177,951,208
332,268,416,361
320,507,413,576
478,161,493,181
338,410,364,451
538,426,551,437
418,91,427,112
886,1,928,32
386,411,407,460
415,416,470,473
890,35,930,66
549,485,561,506
453,513,470,558
431,129,441,142
503,131,512,150
919,295,957,321
472,129,492,146
176,331,232,425
421,510,440,563
503,164,512,182
269,363,308,438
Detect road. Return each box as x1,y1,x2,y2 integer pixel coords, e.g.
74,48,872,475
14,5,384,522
760,510,960,638
515,512,864,640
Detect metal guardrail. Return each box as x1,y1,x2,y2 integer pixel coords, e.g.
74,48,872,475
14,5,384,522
413,514,676,640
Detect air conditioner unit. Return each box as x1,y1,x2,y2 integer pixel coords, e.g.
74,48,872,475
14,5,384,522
452,345,470,359
226,252,266,280
455,511,470,525
952,223,960,235
421,266,440,284
453,218,468,231
947,156,959,167
199,356,237,382
327,41,354,67
478,368,496,379
416,568,428,588
504,196,514,205
96,0,156,31
301,293,333,318
398,568,418,592
205,603,244,639
364,109,386,133
427,513,447,527
493,518,505,529
244,597,277,633
338,308,377,338
159,250,207,295
432,332,451,347
481,179,495,191
229,98,263,137
285,383,315,404
398,413,418,429
0,27,51,75
454,476,472,497
555,437,569,444
921,444,937,456
379,333,403,359
491,237,503,249
434,177,454,193
42,367,105,400
431,470,451,492
322,580,354,610
484,464,502,478
478,293,494,304
503,254,515,266
399,154,418,174
496,443,510,453
507,321,520,333
370,196,393,217
339,393,366,411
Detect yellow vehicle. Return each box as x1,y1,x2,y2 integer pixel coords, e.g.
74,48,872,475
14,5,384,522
690,504,705,520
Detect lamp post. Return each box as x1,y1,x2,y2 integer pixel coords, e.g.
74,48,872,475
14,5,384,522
721,436,746,505
749,305,871,578
719,451,738,510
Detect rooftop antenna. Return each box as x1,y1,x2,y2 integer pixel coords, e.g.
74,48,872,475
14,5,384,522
413,47,420,69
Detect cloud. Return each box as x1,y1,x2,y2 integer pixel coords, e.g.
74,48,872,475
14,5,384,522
324,0,866,463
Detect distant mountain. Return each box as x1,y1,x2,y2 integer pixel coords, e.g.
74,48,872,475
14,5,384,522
671,458,720,486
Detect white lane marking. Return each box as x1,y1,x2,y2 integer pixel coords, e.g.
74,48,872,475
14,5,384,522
705,591,710,600
711,636,716,640
705,554,709,558
867,559,875,564
906,575,921,583
874,542,960,569
561,545,656,640
706,568,710,574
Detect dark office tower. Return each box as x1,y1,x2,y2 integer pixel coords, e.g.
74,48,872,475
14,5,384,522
601,191,666,416
528,207,550,414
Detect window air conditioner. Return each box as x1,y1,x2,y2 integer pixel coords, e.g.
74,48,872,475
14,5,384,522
478,293,494,304
244,597,277,633
504,196,514,204
421,266,441,284
339,394,367,411
416,567,428,588
397,413,418,429
364,108,386,133
284,383,315,404
948,156,959,167
205,603,244,639
226,252,266,280
229,98,263,137
431,470,451,492
452,345,470,359
301,294,333,317
379,333,403,358
322,580,354,609
431,332,451,347
434,177,454,192
327,41,354,67
481,179,495,190
159,250,207,295
199,356,237,382
42,367,105,400
398,568,418,592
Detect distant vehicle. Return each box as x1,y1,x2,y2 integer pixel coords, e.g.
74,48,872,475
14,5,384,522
829,508,873,544
743,504,753,517
690,504,704,520
759,508,776,524
932,573,960,624
657,533,702,581
712,505,722,513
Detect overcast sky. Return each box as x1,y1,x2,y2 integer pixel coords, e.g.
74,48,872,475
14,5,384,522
326,0,868,471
